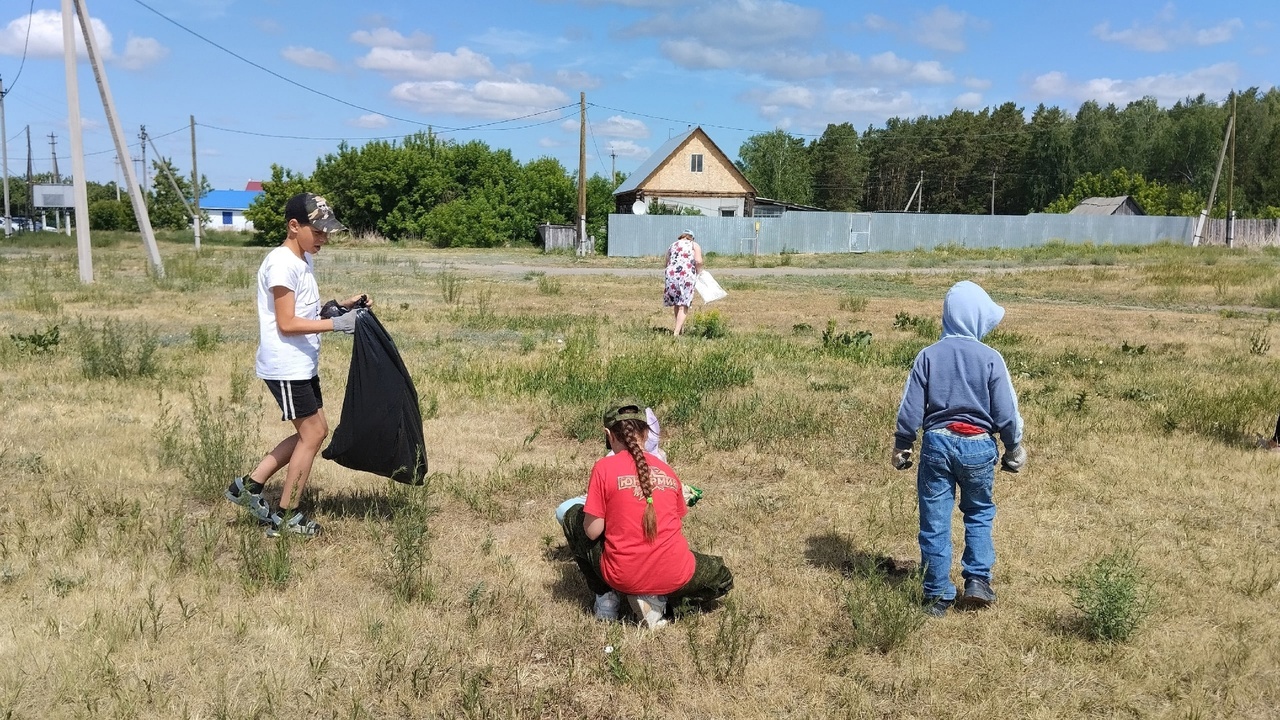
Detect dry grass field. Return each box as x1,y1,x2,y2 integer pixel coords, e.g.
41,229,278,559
3,235,1280,719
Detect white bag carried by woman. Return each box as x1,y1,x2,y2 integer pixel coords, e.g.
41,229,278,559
694,270,727,304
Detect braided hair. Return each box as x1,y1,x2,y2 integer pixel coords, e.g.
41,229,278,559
611,417,657,542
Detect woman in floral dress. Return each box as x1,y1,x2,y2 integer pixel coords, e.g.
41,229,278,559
663,230,703,336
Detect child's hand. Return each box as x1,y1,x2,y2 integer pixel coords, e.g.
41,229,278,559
1000,444,1026,473
891,448,913,470
344,293,371,309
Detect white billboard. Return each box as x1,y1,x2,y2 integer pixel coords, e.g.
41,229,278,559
33,184,73,209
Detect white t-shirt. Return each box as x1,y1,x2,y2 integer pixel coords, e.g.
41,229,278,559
255,246,321,380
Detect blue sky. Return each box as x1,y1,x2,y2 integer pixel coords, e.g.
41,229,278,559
0,0,1274,191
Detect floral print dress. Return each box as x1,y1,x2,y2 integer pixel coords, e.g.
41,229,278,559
664,239,697,307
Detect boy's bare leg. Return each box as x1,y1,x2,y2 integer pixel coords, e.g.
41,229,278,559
248,434,300,484
278,410,329,511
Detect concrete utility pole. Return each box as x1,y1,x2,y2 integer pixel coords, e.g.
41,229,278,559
74,0,164,276
62,0,92,282
1192,112,1235,247
25,125,32,222
1,76,11,238
190,115,200,250
577,92,587,256
49,133,60,181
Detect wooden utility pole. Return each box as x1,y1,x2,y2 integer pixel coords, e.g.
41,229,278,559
610,146,617,186
190,115,200,251
0,76,10,238
62,0,92,282
990,171,996,215
577,92,587,255
74,0,164,276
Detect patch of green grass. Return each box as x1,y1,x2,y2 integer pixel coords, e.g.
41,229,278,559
831,570,926,655
76,319,159,380
892,311,940,340
154,385,257,503
190,324,224,352
686,309,729,339
536,275,562,296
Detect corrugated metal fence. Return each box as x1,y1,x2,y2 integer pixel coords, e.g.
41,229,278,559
607,212,1195,257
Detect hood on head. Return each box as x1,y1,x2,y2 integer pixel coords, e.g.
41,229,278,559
941,280,1004,340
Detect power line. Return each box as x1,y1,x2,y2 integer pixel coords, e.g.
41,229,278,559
2,0,37,97
586,102,825,138
584,109,609,178
195,110,577,142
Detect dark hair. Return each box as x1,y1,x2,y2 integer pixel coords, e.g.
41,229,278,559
609,416,656,542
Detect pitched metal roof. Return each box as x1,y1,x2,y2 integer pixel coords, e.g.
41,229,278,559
612,127,698,196
1068,196,1145,215
200,189,263,211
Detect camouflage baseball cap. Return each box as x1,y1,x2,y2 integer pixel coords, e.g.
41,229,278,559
284,192,347,234
602,399,647,428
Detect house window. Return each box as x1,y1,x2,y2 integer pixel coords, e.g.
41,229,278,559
720,208,735,217
690,154,703,173
222,211,233,225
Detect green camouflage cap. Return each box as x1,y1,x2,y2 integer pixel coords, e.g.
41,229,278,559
603,399,647,427
285,192,347,234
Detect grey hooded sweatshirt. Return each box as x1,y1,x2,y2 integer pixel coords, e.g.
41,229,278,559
894,281,1023,451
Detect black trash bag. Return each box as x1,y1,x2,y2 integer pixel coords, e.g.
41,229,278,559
322,308,428,484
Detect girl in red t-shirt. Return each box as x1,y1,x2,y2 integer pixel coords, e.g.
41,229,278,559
558,401,733,628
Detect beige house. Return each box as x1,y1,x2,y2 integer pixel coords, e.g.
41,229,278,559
613,127,757,217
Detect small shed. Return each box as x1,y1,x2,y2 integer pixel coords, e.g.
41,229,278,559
1069,196,1146,216
537,223,577,252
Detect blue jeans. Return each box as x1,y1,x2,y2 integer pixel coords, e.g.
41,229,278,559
916,429,998,601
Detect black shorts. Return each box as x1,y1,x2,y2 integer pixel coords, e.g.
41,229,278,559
265,377,323,421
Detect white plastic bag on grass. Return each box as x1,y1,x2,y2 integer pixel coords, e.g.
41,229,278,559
694,270,727,304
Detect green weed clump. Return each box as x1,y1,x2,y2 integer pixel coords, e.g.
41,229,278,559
387,483,435,603
190,324,224,352
437,269,465,305
821,319,872,356
686,309,729,339
1160,380,1280,446
683,598,763,684
1070,548,1154,643
76,319,159,379
536,274,563,296
832,572,926,654
1255,284,1280,309
893,311,940,339
154,385,257,503
838,293,868,313
10,325,60,354
238,531,294,593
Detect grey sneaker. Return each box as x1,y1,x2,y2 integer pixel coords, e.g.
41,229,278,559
627,594,669,629
265,510,322,538
957,577,996,611
594,591,621,621
225,476,270,522
923,596,954,618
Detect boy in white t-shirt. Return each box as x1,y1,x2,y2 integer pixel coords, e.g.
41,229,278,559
225,192,368,537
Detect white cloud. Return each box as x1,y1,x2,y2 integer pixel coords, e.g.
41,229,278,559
0,10,167,70
358,47,495,80
389,80,569,119
595,115,650,139
473,28,565,56
953,92,984,110
1092,11,1243,52
347,113,391,129
863,14,897,32
554,68,603,90
119,36,168,70
963,76,992,90
1030,63,1239,105
350,27,432,49
624,0,822,50
606,140,651,159
822,88,919,116
281,46,339,72
913,6,986,53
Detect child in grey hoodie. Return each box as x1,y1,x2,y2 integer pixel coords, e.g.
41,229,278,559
892,280,1026,617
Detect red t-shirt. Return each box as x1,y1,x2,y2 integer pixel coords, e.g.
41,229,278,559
584,452,696,596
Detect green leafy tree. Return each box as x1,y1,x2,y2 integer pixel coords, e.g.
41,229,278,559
149,157,210,231
736,129,813,205
244,164,323,244
1044,168,1200,216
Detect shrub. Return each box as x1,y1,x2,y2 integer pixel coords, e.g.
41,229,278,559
10,325,60,354
387,481,435,603
438,269,465,305
686,309,729,339
832,572,926,654
1070,548,1154,643
892,311,940,339
190,325,224,352
77,319,159,379
155,385,257,503
838,294,868,313
821,319,872,356
683,598,763,684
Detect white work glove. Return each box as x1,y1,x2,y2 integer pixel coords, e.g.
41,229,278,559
891,448,913,470
1001,444,1026,473
331,311,358,335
